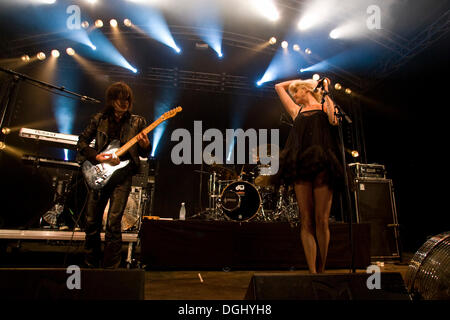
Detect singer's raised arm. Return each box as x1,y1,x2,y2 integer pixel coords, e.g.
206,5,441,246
275,80,301,120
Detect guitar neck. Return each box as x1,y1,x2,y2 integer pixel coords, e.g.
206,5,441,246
115,118,162,157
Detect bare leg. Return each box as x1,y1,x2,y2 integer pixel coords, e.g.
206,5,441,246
294,181,317,274
313,172,333,273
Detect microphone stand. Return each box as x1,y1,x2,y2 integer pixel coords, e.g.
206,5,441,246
0,67,101,105
320,88,356,273
0,67,100,230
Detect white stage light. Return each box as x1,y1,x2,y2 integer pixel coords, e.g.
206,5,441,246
252,0,280,22
95,20,103,28
124,19,132,27
281,41,288,49
330,28,340,39
37,52,46,60
66,48,75,56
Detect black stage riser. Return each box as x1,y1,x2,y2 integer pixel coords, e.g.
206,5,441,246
141,221,371,269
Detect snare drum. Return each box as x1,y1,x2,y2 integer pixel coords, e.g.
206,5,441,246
220,181,261,221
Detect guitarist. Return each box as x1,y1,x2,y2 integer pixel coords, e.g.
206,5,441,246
77,82,151,268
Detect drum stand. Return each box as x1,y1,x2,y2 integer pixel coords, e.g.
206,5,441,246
191,170,223,220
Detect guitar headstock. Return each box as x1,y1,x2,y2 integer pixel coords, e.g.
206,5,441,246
161,106,182,121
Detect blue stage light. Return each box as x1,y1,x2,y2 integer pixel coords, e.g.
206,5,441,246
151,89,179,157
82,28,138,73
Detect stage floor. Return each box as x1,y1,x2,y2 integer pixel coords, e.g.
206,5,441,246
144,261,411,300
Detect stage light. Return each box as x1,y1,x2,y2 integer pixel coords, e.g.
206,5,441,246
312,74,320,81
281,41,288,49
37,52,46,60
297,1,331,31
300,68,305,73
95,20,103,28
130,67,138,73
51,50,60,58
298,15,316,31
329,21,361,40
345,88,352,94
293,44,300,52
269,37,277,45
0,142,5,150
90,44,97,51
305,48,312,54
1,128,11,135
81,21,89,29
124,19,132,27
66,48,75,56
256,80,263,87
110,19,118,28
138,10,182,54
21,55,30,62
218,52,223,58
351,150,359,158
252,0,280,22
85,0,97,4
329,28,340,39
334,83,342,90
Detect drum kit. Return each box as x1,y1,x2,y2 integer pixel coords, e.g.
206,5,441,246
198,162,299,224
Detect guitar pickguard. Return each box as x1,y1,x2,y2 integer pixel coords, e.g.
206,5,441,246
82,140,130,190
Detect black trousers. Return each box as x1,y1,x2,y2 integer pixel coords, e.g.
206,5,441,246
84,169,132,268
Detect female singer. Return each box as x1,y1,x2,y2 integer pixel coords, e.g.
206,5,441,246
275,78,343,273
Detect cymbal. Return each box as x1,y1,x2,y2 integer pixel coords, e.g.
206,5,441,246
207,163,237,179
254,175,272,187
251,143,278,159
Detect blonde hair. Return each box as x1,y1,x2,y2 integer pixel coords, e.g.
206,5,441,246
288,79,323,103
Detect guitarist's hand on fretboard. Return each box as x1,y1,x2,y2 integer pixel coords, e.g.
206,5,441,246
96,153,120,166
136,132,150,149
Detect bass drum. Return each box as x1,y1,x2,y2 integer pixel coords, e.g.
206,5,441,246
220,181,261,221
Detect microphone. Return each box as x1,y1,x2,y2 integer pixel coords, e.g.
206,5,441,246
314,78,326,92
81,95,101,104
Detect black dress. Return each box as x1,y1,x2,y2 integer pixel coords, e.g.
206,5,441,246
275,107,344,190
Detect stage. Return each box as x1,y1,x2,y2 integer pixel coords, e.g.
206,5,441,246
1,220,373,269
0,220,419,301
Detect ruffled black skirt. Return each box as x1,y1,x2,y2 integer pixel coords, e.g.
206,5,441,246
274,110,344,190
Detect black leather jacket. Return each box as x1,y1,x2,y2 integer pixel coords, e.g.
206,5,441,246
76,111,151,172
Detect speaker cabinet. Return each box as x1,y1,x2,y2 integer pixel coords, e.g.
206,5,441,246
0,268,145,300
353,178,400,259
245,273,410,300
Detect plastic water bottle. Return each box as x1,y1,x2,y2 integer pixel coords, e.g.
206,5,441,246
179,202,186,220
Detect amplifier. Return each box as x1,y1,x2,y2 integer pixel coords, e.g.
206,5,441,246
352,178,401,259
348,163,386,179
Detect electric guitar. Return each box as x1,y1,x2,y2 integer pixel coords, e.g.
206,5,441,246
82,106,182,190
